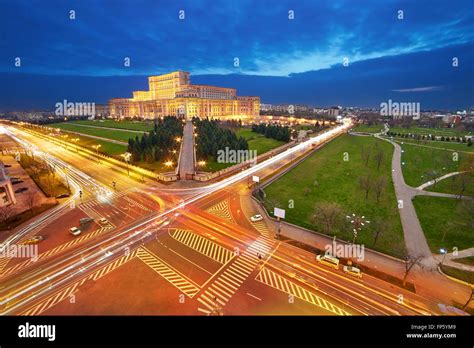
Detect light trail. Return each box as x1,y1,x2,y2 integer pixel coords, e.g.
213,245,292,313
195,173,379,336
0,120,351,314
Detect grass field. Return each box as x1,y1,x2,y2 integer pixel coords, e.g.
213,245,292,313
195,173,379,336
50,123,140,143
393,138,474,152
73,120,154,132
50,130,128,156
413,196,473,253
429,171,474,196
236,129,285,155
399,141,473,188
263,134,406,258
441,265,474,285
389,126,471,137
453,256,474,267
353,124,385,133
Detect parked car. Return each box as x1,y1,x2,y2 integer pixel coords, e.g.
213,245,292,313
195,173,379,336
23,235,44,244
56,193,70,199
98,218,108,225
316,254,340,270
250,214,263,222
69,227,81,236
11,180,24,185
79,217,94,225
14,187,28,194
343,265,362,278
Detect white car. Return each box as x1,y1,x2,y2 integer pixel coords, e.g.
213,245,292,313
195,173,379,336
69,227,82,236
343,265,362,278
250,214,263,222
98,218,108,225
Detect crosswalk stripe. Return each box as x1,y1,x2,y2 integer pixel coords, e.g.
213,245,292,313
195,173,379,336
255,267,350,316
137,247,200,298
170,229,234,264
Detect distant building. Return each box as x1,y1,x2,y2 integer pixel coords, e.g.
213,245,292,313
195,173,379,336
0,162,16,207
328,106,340,117
109,71,260,120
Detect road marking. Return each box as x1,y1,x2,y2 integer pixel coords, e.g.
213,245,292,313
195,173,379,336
196,236,276,314
246,293,262,301
0,225,114,278
206,199,235,223
251,220,271,237
122,196,153,213
255,267,350,316
170,229,234,264
19,248,138,316
136,247,200,298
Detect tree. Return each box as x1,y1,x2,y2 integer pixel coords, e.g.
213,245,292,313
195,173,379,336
0,205,14,226
311,202,343,235
372,217,389,246
374,148,385,170
454,172,473,199
424,170,439,188
373,175,387,203
358,175,372,199
25,190,37,216
403,256,423,287
361,146,371,167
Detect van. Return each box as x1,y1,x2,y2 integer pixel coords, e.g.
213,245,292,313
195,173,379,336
79,217,94,225
316,254,340,270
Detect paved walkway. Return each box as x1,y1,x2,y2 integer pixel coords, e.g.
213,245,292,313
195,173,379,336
59,130,128,146
66,123,146,134
434,247,474,273
178,121,195,180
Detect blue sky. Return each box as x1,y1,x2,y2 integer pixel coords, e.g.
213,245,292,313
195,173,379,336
0,0,473,109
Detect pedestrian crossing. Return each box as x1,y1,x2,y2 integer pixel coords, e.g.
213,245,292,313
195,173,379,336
255,267,350,316
206,200,235,223
169,229,234,264
19,248,138,316
251,220,271,238
197,236,275,314
1,225,114,278
136,247,200,298
122,196,153,212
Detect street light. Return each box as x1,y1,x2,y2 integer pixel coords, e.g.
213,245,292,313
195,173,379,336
440,248,448,266
92,144,101,155
346,213,370,244
121,152,132,175
72,138,80,152
164,160,173,167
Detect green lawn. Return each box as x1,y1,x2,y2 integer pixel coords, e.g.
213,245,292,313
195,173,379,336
429,171,474,196
453,256,474,267
236,129,284,155
393,138,474,152
49,123,140,143
389,126,471,137
263,134,406,258
413,196,473,253
73,119,154,132
353,124,385,133
399,142,473,188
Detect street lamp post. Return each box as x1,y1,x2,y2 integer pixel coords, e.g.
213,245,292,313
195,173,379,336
121,152,132,175
439,248,448,266
346,213,370,244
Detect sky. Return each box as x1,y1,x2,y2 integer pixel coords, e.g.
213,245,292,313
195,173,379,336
0,0,473,110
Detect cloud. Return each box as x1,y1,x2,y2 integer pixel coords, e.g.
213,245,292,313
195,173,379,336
392,86,445,92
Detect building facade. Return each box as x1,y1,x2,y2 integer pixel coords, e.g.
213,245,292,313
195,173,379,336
109,71,260,120
0,162,16,207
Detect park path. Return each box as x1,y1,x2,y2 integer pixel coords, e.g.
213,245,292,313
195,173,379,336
59,130,128,146
416,171,465,190
376,135,437,269
178,121,195,180
66,123,146,134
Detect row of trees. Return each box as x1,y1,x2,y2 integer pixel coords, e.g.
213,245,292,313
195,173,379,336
127,116,183,163
387,131,472,146
251,124,291,142
194,118,248,159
